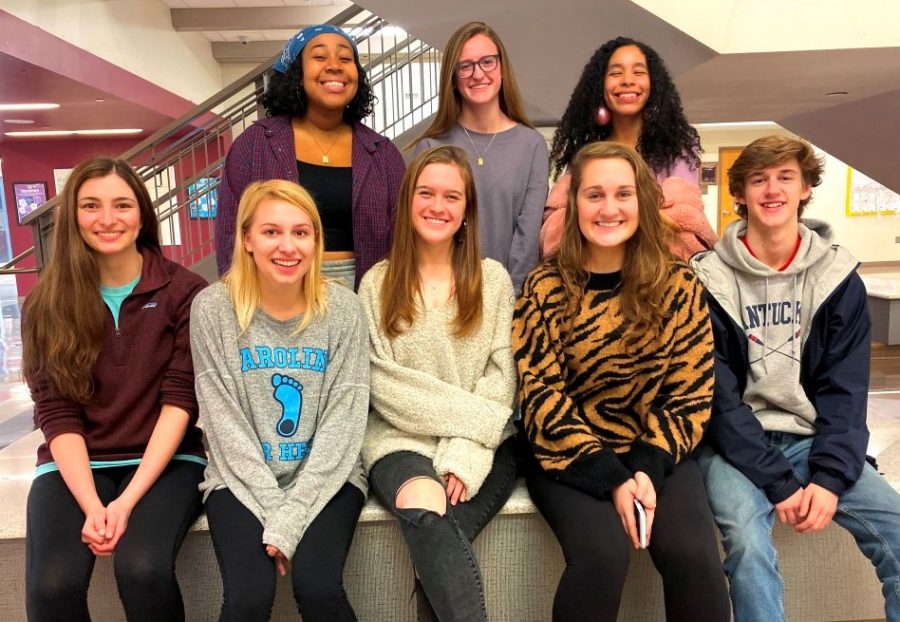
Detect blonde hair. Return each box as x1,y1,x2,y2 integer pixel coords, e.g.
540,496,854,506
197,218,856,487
555,142,674,337
408,21,532,151
223,179,327,333
381,145,483,338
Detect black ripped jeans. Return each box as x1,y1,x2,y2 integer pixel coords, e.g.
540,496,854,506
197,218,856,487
368,437,517,622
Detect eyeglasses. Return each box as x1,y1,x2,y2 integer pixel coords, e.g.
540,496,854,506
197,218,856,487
455,54,500,79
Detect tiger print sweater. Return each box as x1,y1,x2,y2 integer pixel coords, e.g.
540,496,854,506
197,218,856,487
512,262,713,499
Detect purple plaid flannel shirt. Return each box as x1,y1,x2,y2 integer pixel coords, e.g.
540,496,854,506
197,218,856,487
214,115,406,289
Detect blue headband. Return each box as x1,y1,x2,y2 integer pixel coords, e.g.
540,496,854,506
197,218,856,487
273,24,358,74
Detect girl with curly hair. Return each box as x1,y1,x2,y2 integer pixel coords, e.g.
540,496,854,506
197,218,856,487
215,25,405,289
410,22,549,294
541,37,716,261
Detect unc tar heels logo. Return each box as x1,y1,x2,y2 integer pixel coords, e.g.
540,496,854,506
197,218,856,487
272,373,303,437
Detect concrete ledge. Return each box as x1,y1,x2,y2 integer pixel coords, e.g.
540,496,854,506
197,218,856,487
0,431,889,621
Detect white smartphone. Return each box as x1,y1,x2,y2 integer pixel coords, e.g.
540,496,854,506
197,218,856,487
634,499,648,549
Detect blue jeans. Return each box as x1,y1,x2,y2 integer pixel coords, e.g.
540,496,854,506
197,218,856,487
698,434,900,622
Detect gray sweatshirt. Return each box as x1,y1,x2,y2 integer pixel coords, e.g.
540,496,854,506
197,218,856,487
414,123,549,293
190,281,369,559
692,219,857,436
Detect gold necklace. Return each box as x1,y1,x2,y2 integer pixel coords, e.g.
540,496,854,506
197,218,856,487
461,126,498,166
307,128,342,164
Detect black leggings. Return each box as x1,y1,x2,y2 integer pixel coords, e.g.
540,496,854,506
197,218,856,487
26,460,205,622
526,458,730,622
205,482,364,622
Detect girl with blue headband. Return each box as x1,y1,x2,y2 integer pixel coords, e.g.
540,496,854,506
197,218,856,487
215,24,405,291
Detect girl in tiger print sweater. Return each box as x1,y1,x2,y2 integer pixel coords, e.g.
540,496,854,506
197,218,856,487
513,142,729,622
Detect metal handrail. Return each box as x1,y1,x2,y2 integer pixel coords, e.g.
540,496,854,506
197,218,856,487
4,4,440,276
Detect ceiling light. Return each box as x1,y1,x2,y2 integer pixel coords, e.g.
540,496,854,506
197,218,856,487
5,130,73,137
0,103,60,111
3,119,35,125
4,128,143,137
77,128,142,135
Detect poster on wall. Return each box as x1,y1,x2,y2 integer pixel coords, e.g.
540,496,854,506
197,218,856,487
53,168,74,195
846,168,899,216
188,177,218,219
13,181,49,225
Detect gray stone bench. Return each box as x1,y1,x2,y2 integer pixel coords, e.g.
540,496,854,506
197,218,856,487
0,430,889,621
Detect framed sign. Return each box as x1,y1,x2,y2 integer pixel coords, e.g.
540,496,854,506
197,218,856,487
699,162,718,186
846,168,898,216
13,181,49,225
188,177,218,219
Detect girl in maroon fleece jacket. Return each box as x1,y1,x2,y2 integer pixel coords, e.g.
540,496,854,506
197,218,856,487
22,158,208,622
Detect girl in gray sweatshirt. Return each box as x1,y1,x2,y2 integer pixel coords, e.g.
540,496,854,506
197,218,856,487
191,179,369,622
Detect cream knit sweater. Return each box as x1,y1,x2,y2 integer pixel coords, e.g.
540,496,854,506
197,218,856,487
359,258,516,497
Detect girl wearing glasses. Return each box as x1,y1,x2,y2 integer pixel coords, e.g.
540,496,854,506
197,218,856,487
410,22,549,294
540,37,717,261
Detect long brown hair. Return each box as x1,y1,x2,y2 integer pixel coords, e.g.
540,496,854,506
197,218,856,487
381,145,483,338
22,158,161,403
408,21,532,151
223,179,327,334
555,142,673,336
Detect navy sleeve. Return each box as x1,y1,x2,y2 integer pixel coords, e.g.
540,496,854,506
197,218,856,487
706,296,801,504
806,273,871,495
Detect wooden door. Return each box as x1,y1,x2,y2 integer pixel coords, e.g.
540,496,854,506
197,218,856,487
717,147,744,236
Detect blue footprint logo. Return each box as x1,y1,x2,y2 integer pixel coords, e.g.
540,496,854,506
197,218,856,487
272,374,303,437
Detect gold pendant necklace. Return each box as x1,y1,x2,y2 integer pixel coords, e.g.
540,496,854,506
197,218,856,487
462,126,498,166
308,129,342,164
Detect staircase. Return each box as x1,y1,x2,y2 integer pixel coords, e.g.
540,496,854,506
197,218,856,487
2,5,440,280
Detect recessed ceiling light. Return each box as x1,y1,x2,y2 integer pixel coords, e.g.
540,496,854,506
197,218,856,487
3,119,35,125
4,128,143,137
95,98,105,103
0,103,60,111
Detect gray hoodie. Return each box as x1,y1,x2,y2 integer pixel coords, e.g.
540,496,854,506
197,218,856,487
692,218,857,435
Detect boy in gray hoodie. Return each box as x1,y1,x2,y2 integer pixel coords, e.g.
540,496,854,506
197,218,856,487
691,135,900,622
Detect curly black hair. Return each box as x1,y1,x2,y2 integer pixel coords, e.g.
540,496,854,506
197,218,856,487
550,37,701,178
260,54,375,123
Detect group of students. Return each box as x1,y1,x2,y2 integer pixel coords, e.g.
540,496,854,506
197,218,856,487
20,18,900,622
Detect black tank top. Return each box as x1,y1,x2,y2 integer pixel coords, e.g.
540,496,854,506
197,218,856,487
297,160,353,251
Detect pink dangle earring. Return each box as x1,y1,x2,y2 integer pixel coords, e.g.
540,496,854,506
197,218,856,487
594,104,611,126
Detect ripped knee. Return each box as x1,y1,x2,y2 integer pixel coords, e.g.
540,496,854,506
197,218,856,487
395,477,447,516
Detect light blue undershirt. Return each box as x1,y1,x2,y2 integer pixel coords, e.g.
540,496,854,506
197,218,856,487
99,274,140,329
35,454,208,478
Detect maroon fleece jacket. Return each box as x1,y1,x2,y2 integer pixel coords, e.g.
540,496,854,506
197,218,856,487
30,246,208,466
